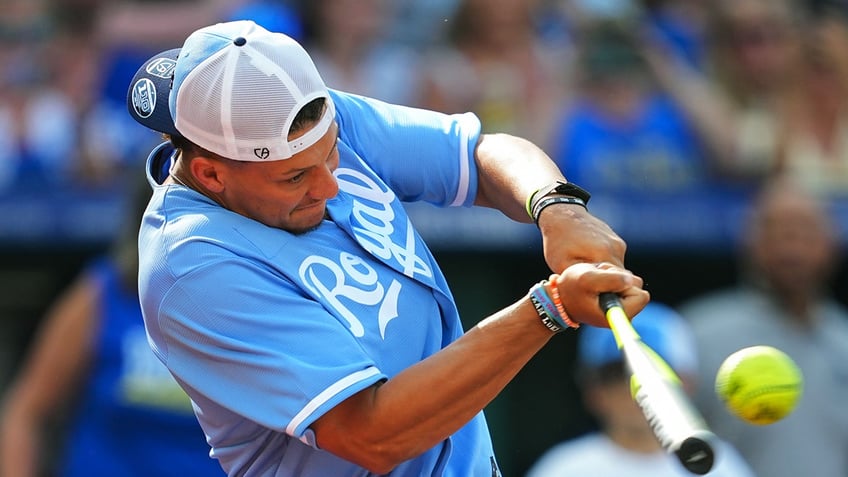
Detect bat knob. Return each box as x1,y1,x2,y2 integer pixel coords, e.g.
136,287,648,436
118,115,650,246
675,431,717,475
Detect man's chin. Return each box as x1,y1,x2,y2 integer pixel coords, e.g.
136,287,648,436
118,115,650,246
288,222,322,236
285,210,326,235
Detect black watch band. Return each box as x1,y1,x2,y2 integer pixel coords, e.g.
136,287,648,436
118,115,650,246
527,180,591,224
539,180,591,203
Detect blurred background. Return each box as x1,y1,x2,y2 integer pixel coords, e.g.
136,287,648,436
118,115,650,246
1,0,847,475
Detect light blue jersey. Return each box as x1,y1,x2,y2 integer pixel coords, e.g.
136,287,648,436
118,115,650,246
138,90,501,476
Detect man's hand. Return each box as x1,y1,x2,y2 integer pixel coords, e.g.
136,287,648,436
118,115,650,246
553,262,649,328
536,203,627,272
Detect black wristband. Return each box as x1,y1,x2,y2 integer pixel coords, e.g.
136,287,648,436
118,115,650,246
531,196,587,224
526,180,591,224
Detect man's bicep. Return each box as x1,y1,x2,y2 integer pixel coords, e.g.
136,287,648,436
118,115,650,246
310,382,398,472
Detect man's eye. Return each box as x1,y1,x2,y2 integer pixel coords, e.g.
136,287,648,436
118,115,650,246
287,172,305,184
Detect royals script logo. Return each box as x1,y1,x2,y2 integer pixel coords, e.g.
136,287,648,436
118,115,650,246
298,168,432,339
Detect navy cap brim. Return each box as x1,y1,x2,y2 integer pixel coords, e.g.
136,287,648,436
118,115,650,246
127,48,181,136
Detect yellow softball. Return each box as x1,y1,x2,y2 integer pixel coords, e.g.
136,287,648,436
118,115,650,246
715,346,803,425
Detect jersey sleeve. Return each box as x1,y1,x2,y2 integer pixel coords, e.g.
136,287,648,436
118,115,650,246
152,254,386,438
329,89,482,207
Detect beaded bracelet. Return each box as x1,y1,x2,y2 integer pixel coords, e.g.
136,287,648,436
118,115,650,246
528,281,579,333
544,280,580,329
531,284,563,330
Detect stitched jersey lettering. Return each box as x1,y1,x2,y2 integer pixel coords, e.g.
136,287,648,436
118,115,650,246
336,167,432,279
299,253,399,338
296,167,431,339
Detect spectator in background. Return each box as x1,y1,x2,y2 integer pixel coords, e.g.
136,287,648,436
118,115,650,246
526,302,755,477
647,0,848,196
300,0,425,106
640,0,711,71
705,0,848,194
419,0,571,147
0,0,217,190
0,172,224,477
50,0,121,186
690,0,805,174
680,176,848,477
548,16,713,194
774,8,848,195
0,0,93,188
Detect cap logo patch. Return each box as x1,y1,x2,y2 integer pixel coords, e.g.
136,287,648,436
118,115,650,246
254,147,270,160
146,57,177,79
131,78,157,118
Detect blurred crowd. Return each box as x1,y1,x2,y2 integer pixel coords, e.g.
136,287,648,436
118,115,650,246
2,1,848,476
1,0,847,202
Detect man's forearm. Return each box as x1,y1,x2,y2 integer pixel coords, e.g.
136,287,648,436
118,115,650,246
473,133,567,223
312,297,552,473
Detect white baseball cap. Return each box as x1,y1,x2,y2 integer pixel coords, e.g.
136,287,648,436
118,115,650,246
162,20,334,162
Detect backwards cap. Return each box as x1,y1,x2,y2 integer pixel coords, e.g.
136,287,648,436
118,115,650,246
128,48,181,137
578,302,698,376
128,20,334,162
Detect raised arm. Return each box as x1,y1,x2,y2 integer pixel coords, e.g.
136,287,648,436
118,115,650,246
473,132,627,272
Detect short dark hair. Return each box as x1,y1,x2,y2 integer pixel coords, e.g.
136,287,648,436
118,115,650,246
290,97,326,135
166,96,328,161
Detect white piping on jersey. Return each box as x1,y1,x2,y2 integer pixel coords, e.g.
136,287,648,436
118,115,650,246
289,366,382,439
449,115,473,207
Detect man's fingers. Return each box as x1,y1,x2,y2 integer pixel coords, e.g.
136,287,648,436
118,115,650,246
552,263,649,328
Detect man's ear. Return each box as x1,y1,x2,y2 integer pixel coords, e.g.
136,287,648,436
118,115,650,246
190,156,227,193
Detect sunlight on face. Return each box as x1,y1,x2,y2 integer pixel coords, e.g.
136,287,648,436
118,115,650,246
218,122,341,234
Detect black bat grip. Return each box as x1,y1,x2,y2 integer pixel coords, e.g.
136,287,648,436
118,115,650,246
598,292,621,313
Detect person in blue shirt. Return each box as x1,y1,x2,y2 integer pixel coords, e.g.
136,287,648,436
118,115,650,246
0,176,223,477
550,19,712,195
126,20,649,476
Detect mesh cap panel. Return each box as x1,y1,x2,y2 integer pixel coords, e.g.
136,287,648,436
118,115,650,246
170,20,334,161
